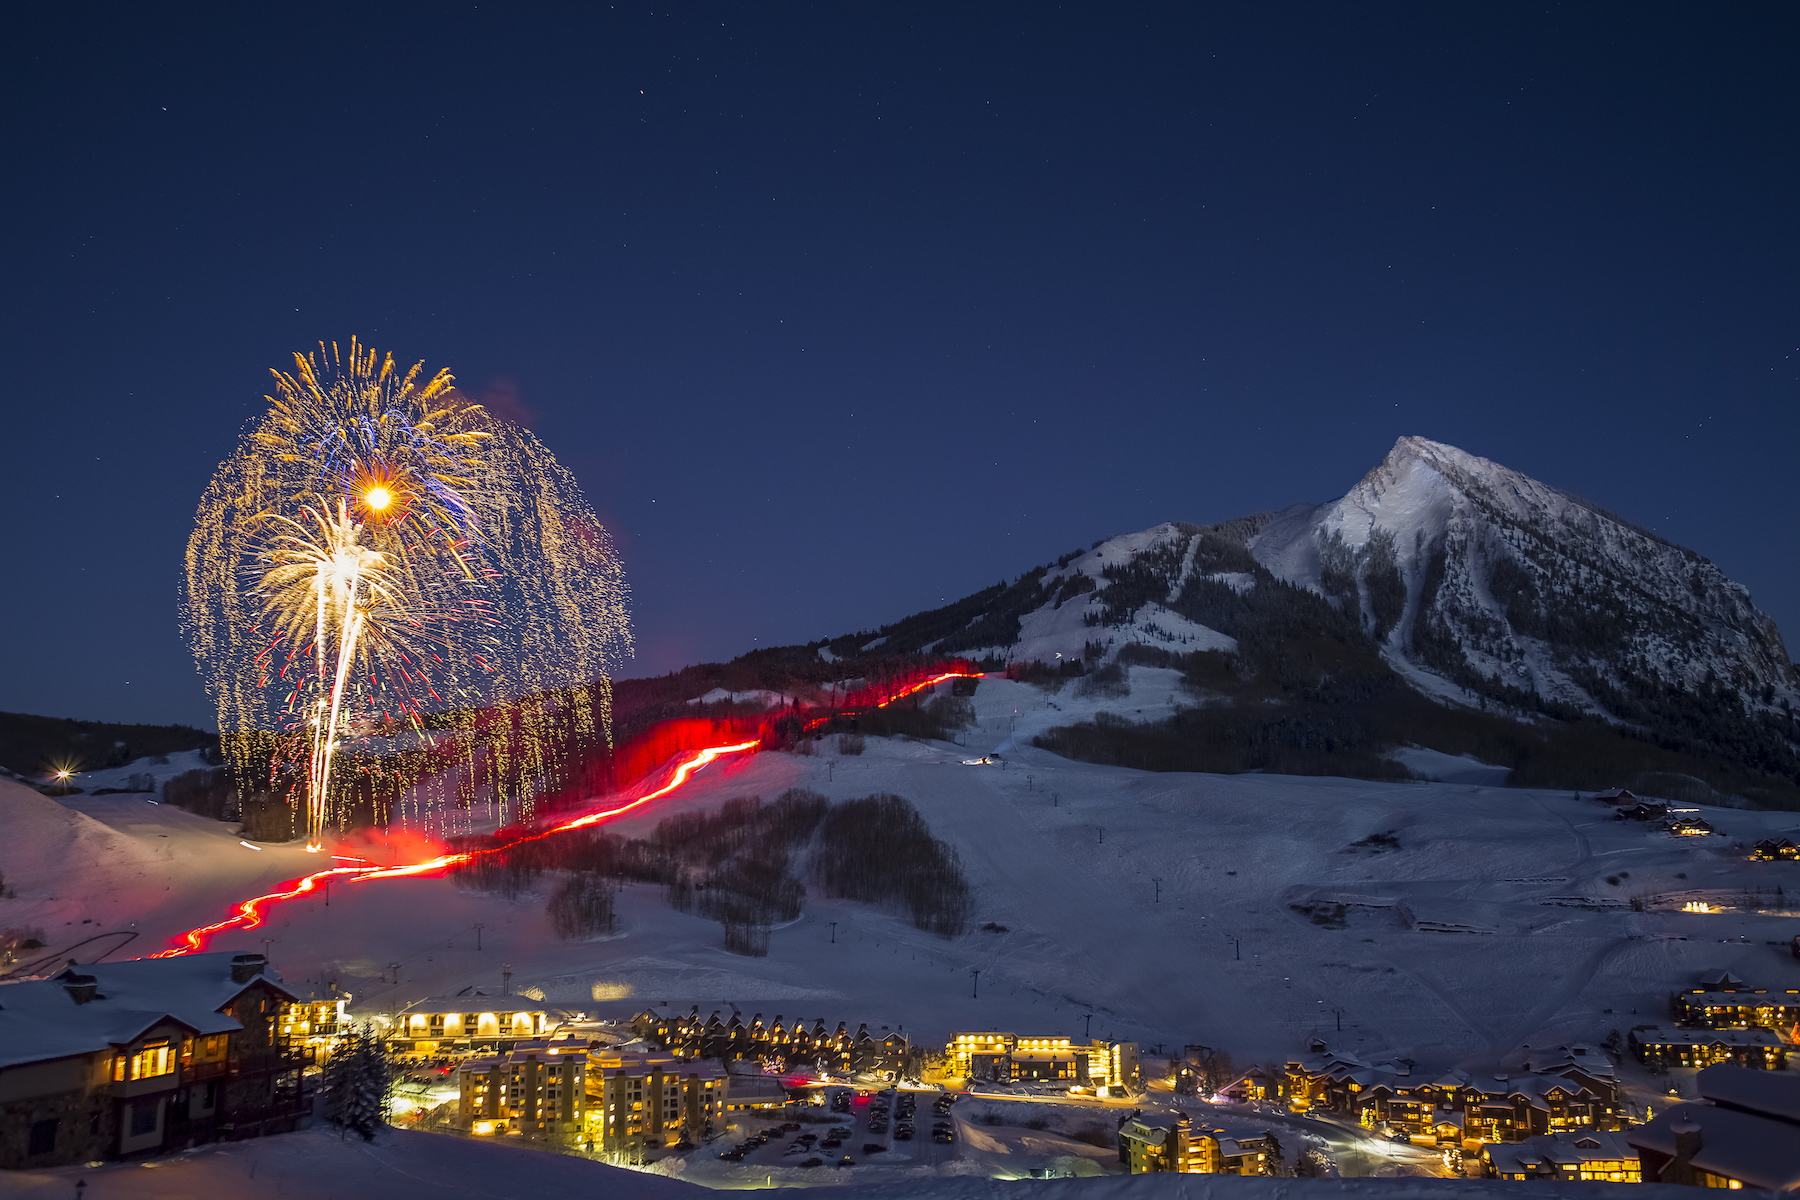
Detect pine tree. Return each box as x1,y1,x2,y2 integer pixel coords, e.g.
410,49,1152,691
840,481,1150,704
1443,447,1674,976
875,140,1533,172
325,1023,392,1141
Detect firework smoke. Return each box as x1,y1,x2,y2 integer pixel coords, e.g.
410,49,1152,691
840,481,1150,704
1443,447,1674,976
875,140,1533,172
185,339,630,843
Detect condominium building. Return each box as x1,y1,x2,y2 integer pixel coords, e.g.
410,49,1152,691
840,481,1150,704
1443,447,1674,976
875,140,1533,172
588,1051,728,1153
456,1038,587,1140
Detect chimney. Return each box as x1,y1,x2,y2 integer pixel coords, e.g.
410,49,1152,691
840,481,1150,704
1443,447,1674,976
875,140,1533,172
64,974,99,1005
230,953,267,984
1669,1117,1703,1164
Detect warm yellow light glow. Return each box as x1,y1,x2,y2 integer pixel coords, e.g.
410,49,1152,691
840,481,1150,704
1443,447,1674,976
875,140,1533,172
363,486,393,511
1682,901,1714,913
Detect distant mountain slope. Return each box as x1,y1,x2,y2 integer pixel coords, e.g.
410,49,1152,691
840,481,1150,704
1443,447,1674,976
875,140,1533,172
782,437,1799,803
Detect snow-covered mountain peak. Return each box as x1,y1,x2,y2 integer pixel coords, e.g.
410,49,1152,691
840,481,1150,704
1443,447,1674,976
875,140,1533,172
1247,436,1796,715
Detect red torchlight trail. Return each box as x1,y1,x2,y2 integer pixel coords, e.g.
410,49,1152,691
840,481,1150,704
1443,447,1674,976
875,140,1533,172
149,669,982,959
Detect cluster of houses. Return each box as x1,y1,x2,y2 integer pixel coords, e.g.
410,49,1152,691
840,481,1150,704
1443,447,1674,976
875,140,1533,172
629,1005,909,1077
1753,837,1800,861
0,952,334,1169
1483,1065,1800,1190
1593,788,1715,836
1205,1035,1800,1189
1627,970,1798,1071
1275,1039,1625,1147
944,1030,1142,1093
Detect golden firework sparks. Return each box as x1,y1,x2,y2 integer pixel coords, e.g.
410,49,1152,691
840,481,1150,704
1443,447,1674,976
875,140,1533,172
185,339,630,843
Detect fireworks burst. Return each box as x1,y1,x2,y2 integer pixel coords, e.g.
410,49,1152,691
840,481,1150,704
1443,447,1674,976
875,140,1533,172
185,339,630,843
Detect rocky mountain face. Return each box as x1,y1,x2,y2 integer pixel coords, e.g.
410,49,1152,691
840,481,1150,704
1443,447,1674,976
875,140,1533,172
1248,436,1796,717
810,436,1799,798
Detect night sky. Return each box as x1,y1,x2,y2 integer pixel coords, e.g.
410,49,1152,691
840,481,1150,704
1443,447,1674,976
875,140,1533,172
3,3,1795,731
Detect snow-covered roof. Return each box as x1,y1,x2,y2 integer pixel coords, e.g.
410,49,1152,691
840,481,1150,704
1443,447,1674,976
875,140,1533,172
0,952,294,1070
1629,1101,1800,1191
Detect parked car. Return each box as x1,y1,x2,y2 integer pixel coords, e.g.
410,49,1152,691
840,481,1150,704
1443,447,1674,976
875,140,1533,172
800,1157,823,1168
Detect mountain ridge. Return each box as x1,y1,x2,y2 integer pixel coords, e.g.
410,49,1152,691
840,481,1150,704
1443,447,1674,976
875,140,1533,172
772,436,1798,804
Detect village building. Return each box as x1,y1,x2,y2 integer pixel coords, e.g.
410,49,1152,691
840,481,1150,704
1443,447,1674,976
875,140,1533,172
1751,837,1799,861
1628,1064,1800,1191
456,1037,587,1141
1628,1025,1788,1070
945,1030,1140,1091
1481,1129,1641,1182
0,953,306,1168
1615,802,1668,822
1592,788,1638,805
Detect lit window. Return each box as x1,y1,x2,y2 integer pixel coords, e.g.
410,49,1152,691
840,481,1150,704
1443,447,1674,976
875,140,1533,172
114,1041,176,1081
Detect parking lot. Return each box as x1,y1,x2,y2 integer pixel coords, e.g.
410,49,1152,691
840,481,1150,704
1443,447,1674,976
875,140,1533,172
695,1086,966,1182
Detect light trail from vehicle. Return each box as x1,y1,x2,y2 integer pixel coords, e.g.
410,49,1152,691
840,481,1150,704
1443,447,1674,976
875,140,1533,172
149,669,985,959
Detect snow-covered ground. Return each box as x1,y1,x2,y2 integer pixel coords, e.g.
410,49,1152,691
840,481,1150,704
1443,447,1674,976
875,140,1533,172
6,675,1800,1181
0,1123,1715,1200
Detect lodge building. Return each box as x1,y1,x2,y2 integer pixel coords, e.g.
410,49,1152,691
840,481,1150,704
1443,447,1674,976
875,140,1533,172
0,953,309,1168
387,999,551,1057
946,1030,1142,1092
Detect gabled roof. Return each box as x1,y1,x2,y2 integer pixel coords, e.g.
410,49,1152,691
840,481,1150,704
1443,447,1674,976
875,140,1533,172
0,952,295,1070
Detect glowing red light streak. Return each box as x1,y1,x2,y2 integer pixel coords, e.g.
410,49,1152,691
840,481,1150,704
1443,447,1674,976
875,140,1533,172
872,671,981,708
153,738,759,958
149,669,984,960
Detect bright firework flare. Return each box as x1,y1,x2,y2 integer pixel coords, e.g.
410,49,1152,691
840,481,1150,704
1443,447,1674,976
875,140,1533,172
185,339,630,846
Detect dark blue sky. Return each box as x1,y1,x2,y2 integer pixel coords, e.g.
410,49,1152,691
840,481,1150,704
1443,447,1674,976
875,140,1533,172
3,3,1795,730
